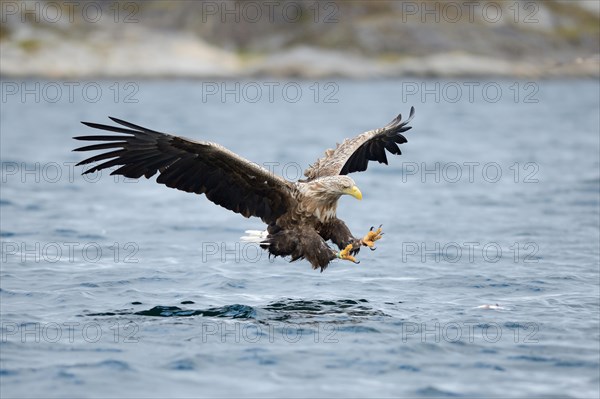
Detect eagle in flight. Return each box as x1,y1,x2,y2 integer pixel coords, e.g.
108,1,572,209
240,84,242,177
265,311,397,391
73,107,415,272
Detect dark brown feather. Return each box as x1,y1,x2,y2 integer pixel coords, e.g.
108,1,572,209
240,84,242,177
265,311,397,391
74,117,295,224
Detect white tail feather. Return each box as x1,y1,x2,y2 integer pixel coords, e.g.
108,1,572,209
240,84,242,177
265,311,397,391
240,230,268,243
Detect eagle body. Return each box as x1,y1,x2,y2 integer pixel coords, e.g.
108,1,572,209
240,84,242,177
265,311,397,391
74,108,415,271
259,176,360,269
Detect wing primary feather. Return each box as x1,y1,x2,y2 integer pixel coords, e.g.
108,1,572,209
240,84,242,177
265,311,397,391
108,117,163,134
394,134,408,144
81,157,125,174
73,142,127,152
384,141,401,155
75,149,124,166
80,122,140,135
73,135,130,142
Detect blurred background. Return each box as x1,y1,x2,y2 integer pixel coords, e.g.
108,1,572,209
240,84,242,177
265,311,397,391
1,1,599,398
1,0,599,78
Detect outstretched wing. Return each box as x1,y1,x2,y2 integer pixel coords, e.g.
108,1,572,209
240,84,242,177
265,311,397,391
303,107,415,181
73,117,294,224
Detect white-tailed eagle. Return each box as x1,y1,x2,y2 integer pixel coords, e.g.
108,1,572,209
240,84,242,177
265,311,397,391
73,107,415,271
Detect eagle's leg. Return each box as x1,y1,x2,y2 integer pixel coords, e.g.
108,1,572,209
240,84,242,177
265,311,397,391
320,218,360,254
336,244,359,264
319,218,383,256
360,225,384,250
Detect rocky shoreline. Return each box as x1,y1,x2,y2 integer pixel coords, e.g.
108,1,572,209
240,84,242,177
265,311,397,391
2,33,597,79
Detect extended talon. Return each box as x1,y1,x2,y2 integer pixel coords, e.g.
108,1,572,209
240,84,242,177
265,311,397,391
361,225,383,250
337,244,360,264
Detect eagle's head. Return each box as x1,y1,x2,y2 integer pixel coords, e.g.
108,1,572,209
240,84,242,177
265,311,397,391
297,175,362,222
330,176,363,200
303,175,362,202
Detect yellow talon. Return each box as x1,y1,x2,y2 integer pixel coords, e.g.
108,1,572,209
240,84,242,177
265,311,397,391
337,244,359,264
362,225,383,249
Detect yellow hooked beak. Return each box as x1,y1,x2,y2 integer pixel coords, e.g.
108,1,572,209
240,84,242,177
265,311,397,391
345,185,363,200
